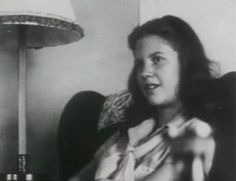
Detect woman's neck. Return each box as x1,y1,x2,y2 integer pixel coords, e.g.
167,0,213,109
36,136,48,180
153,102,182,126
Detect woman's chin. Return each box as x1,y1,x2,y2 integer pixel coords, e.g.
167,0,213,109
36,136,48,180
147,97,179,108
147,97,164,106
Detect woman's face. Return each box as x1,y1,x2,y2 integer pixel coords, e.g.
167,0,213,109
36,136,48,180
134,35,180,106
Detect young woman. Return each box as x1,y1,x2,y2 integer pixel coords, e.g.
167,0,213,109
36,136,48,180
69,15,217,181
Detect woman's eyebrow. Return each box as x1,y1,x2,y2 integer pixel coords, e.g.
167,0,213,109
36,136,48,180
149,51,162,58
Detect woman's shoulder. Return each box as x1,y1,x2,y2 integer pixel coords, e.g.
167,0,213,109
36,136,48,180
97,90,133,131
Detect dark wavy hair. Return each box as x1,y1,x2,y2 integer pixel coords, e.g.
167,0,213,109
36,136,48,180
126,15,217,125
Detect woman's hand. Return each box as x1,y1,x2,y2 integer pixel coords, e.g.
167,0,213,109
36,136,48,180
142,118,215,181
167,118,215,181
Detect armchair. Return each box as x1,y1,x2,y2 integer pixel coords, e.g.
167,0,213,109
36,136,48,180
58,72,236,181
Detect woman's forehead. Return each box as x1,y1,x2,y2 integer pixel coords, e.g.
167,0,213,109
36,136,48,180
133,35,177,57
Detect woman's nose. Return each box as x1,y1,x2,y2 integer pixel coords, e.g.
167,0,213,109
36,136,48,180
141,61,154,77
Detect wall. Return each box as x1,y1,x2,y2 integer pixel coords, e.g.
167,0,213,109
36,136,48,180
0,30,18,172
0,0,137,178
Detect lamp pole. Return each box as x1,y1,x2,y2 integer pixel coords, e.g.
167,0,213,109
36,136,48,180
17,26,29,176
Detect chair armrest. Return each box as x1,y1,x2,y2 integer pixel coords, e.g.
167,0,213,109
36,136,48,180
58,91,105,181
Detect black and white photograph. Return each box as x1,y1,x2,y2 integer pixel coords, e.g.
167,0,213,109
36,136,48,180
0,0,235,181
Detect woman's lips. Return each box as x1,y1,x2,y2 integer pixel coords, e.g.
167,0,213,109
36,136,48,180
144,83,160,91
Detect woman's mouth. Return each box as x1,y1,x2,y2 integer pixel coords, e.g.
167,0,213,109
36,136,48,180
144,83,160,91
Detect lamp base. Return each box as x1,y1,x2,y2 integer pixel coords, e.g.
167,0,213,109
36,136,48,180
0,173,57,181
0,154,33,181
0,173,34,181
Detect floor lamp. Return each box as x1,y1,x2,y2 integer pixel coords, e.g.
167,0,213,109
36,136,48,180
0,0,83,180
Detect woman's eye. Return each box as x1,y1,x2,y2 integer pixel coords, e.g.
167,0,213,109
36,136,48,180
152,56,162,64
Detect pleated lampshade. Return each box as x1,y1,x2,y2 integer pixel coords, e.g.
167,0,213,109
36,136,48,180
0,0,84,48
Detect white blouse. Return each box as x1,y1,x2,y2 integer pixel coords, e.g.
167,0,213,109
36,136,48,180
94,113,214,181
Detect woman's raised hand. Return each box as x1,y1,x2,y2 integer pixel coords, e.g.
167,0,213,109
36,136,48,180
166,118,215,181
